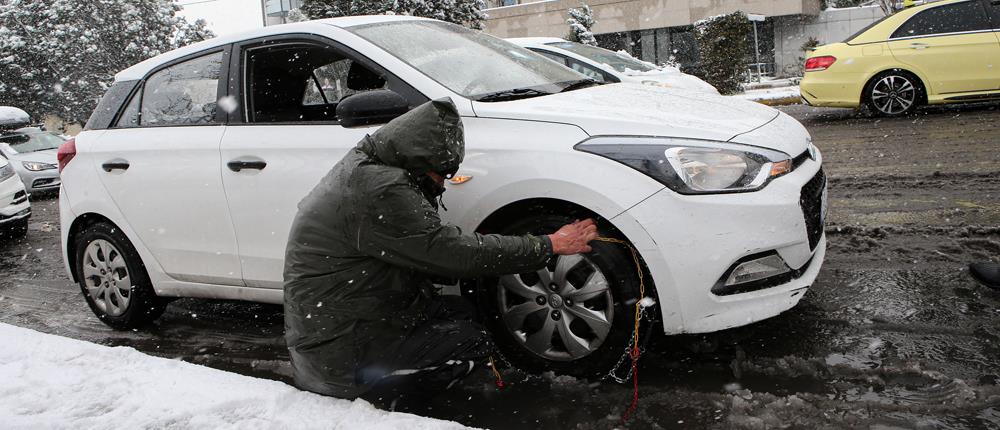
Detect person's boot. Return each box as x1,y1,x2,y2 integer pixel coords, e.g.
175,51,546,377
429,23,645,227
969,263,1000,290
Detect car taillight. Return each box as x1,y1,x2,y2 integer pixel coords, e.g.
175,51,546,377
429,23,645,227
805,56,836,72
57,137,76,173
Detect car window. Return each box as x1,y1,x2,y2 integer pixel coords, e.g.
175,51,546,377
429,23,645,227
531,49,569,66
141,51,224,126
891,1,991,38
245,42,389,123
545,41,657,73
350,21,585,99
302,58,387,106
568,59,607,82
985,0,1000,28
115,90,141,128
0,131,65,154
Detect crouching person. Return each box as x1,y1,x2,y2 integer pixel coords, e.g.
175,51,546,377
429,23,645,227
283,98,596,407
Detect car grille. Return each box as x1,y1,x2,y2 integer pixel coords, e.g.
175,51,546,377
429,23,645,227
800,169,826,250
12,190,27,205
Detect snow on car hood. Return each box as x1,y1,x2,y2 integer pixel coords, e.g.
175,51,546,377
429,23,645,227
471,83,807,154
623,70,720,94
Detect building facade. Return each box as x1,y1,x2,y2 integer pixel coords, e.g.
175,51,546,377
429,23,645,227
262,0,303,26
483,0,876,77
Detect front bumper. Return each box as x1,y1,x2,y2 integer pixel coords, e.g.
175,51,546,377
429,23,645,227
17,167,60,194
0,176,31,226
613,156,826,334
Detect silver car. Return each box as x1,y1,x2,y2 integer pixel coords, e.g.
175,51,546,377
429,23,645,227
0,127,63,195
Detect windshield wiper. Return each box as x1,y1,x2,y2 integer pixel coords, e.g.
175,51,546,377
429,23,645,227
559,79,603,93
475,87,552,102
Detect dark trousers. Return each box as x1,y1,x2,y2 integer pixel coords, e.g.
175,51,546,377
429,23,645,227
358,296,492,405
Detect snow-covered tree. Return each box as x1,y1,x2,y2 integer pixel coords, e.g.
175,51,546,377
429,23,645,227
694,11,751,95
0,0,214,125
301,0,487,29
566,3,596,46
286,8,309,23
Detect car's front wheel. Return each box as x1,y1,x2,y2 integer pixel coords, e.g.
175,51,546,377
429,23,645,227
476,213,650,377
74,222,166,328
864,70,924,117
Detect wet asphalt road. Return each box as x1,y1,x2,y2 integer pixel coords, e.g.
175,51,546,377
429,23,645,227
2,103,1000,429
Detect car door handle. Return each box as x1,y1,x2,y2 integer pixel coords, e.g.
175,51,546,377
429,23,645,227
227,160,267,172
909,43,929,50
101,161,130,172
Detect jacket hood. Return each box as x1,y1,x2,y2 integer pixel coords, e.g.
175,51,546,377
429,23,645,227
362,98,464,175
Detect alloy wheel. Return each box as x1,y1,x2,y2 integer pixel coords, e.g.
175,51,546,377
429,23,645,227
82,239,132,316
497,254,614,361
871,75,917,115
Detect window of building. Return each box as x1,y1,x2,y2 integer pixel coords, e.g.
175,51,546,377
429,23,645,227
891,1,991,38
140,52,224,126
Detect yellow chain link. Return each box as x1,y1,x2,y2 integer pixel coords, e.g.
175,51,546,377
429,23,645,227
593,237,645,352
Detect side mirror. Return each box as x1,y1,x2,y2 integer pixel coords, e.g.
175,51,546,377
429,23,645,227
336,90,410,128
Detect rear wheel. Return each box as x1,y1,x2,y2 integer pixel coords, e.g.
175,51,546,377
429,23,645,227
74,222,166,328
864,70,924,117
477,213,650,377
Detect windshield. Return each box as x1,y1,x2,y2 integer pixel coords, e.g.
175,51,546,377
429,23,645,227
0,130,65,154
350,20,587,100
545,41,657,73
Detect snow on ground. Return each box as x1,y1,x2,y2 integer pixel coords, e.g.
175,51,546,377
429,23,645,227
0,323,471,430
737,86,801,103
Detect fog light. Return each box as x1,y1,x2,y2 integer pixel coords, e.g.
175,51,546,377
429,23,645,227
725,254,791,286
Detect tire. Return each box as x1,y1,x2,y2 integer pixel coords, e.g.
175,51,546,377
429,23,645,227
1,217,28,240
864,70,924,117
74,222,166,329
475,213,651,377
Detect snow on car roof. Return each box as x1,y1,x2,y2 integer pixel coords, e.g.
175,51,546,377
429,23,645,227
0,106,30,124
114,15,430,82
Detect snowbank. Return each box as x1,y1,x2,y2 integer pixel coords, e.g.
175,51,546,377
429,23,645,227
0,323,471,430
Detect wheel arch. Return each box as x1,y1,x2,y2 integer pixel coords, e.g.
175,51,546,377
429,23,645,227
473,197,660,303
65,212,121,283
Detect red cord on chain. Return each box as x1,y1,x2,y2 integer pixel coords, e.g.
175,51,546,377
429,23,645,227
622,345,641,422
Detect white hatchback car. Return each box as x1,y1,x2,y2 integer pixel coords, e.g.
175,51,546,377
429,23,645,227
60,16,826,374
509,37,719,94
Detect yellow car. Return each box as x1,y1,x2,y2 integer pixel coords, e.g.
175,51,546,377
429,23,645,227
800,0,1000,116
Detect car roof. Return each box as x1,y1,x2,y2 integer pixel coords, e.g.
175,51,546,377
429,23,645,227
115,15,431,82
847,0,968,44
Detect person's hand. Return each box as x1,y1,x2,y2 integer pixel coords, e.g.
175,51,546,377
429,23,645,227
548,219,598,255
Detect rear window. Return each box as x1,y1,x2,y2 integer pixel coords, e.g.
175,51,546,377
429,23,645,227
84,80,138,130
891,1,991,39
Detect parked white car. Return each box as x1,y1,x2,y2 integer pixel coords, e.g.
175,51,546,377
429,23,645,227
60,16,825,375
509,37,718,94
0,155,31,238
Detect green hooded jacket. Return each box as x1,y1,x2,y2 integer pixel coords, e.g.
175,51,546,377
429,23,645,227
283,98,553,398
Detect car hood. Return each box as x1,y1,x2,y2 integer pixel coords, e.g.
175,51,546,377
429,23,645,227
471,83,796,151
8,148,58,164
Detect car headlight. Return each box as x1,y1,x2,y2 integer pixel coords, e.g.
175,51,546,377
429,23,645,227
575,136,793,194
0,164,14,181
23,161,57,171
